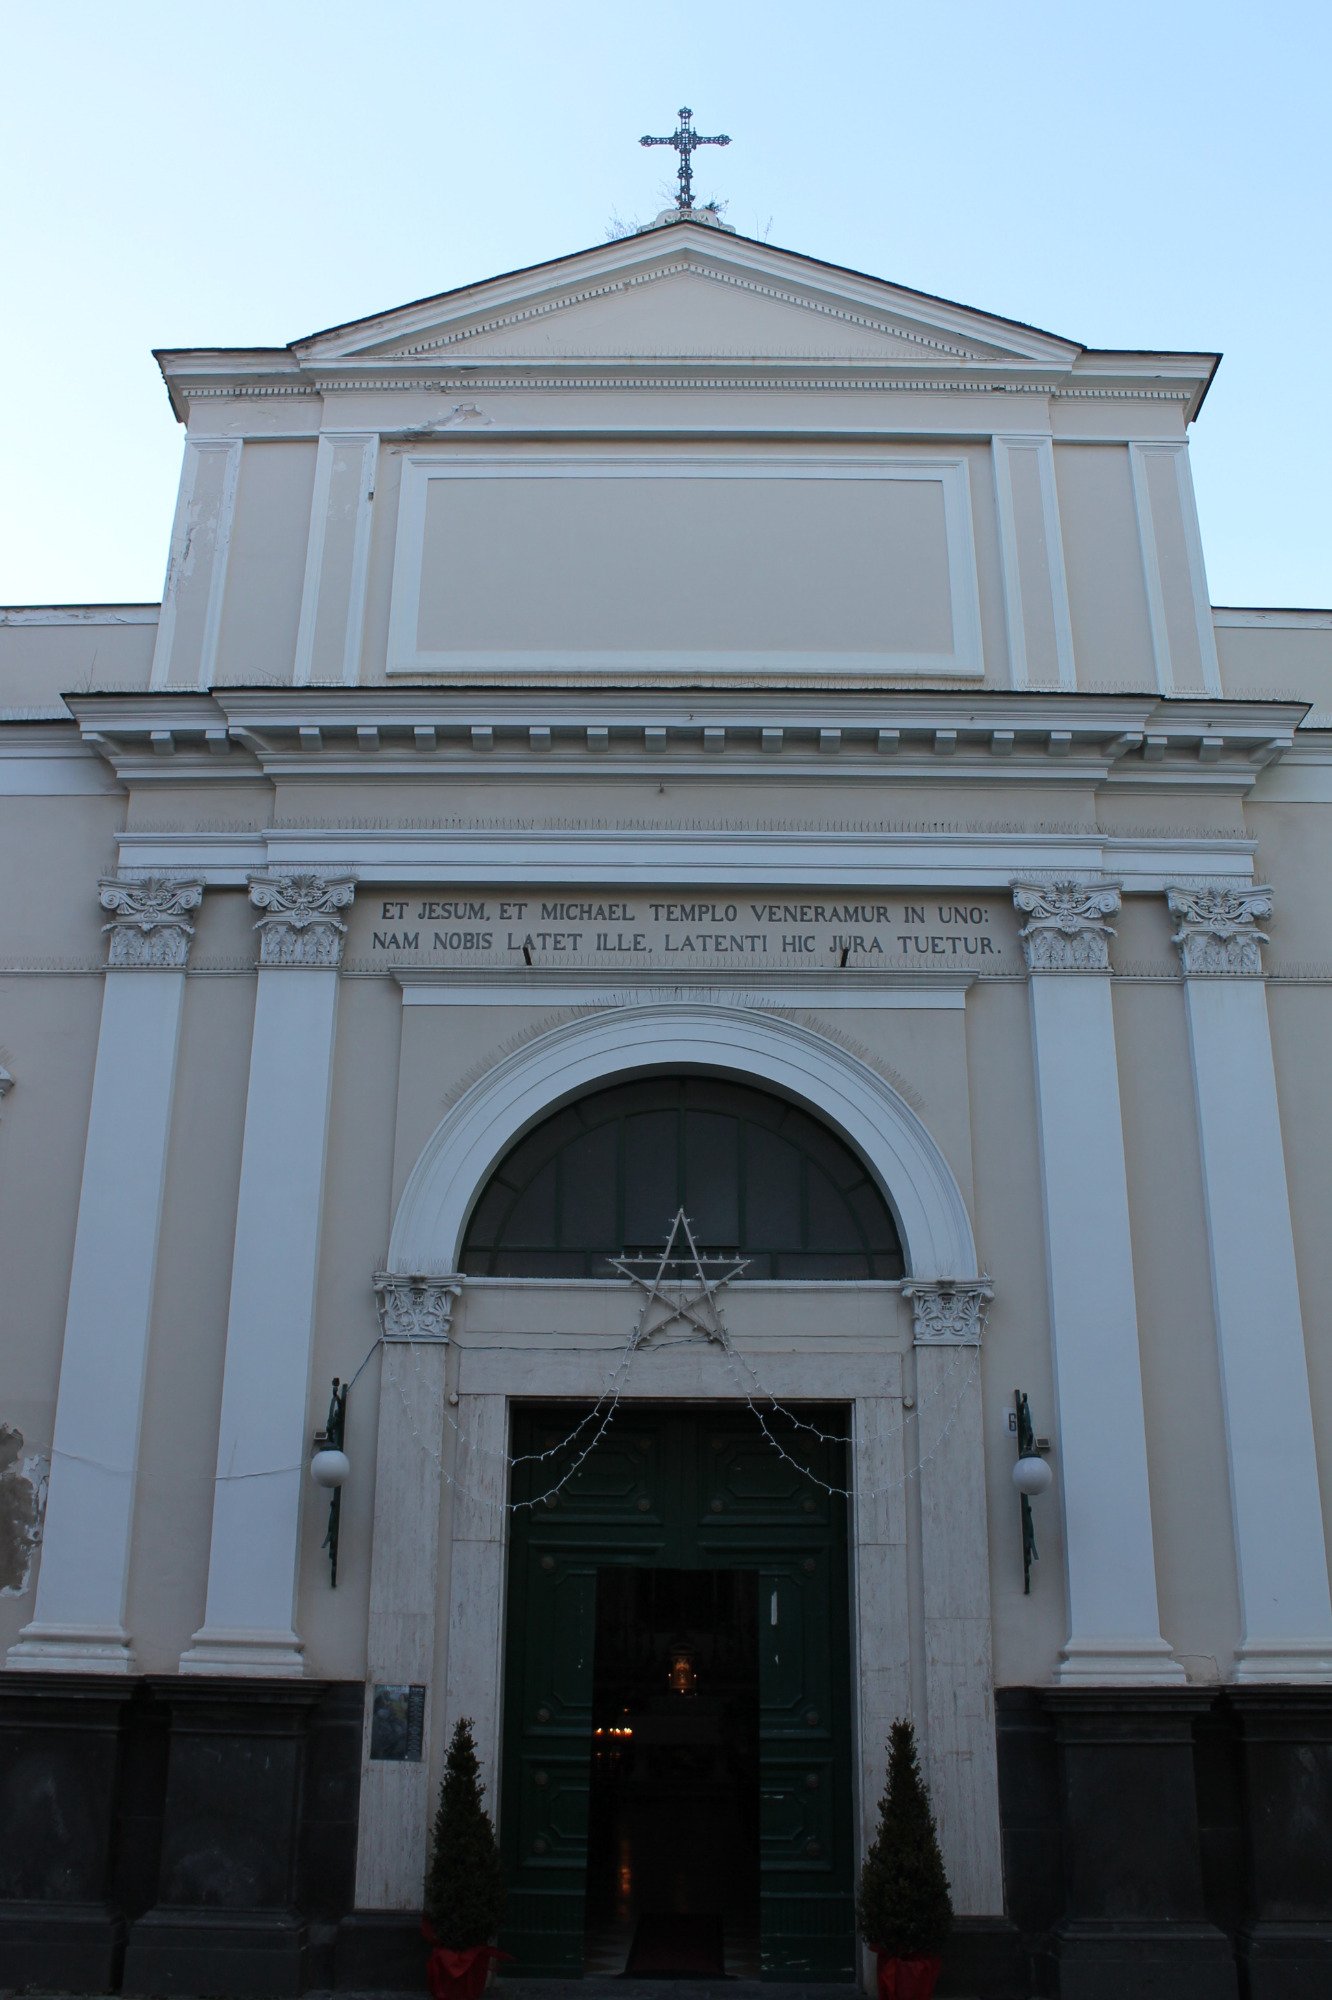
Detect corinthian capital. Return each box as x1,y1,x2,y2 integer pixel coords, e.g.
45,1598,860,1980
100,875,203,968
1012,877,1121,972
249,872,356,967
902,1278,993,1346
374,1274,463,1342
1167,882,1272,976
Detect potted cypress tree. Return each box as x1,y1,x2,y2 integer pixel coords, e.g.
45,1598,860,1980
422,1716,508,2000
856,1718,953,2000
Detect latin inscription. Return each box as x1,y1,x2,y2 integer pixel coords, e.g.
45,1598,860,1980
352,893,1017,971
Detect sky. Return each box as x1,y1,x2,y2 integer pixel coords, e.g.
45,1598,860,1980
2,0,1329,609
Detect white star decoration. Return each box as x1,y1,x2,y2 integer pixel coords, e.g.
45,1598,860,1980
609,1209,749,1348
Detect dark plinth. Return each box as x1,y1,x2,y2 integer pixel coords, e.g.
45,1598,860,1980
1041,1688,1237,2000
335,1908,428,1991
1229,1688,1332,2000
0,1672,137,1989
934,1915,1026,1996
122,1904,311,1994
995,1686,1062,1992
120,1676,362,1997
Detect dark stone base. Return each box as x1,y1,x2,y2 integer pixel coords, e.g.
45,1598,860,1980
0,1896,125,1990
1052,1920,1237,2000
122,1906,310,1995
935,1915,1027,1997
2,1676,1331,1995
0,1671,362,1996
1238,1922,1332,2000
335,1908,428,1992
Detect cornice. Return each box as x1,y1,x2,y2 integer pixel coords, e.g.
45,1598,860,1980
110,822,1259,893
64,688,1302,795
0,605,159,627
173,368,1192,406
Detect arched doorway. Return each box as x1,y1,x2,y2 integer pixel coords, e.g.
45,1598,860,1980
372,1005,1000,1965
467,1074,904,1980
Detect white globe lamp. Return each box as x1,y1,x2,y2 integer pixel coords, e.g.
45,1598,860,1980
1012,1452,1053,1498
310,1447,351,1489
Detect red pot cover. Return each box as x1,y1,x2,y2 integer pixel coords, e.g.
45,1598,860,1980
420,1926,511,2000
875,1951,942,2000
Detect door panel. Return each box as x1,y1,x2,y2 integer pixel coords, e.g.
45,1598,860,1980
501,1405,854,1980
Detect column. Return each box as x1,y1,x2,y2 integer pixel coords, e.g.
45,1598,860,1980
1012,879,1182,1684
353,1276,460,1910
181,872,355,1676
904,1281,1004,1912
1167,884,1332,1680
8,877,202,1672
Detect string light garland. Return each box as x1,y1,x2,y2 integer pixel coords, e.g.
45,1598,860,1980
380,1211,986,1513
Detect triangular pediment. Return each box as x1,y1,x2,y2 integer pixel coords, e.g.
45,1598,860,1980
294,223,1083,372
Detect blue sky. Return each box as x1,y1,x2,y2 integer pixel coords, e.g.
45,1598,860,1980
3,0,1328,607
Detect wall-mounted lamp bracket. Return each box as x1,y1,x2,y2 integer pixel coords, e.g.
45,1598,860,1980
1013,1389,1053,1595
311,1377,349,1587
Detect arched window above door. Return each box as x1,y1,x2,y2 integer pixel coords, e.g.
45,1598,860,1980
460,1075,904,1279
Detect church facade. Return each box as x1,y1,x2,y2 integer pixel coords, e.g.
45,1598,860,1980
1,214,1330,2000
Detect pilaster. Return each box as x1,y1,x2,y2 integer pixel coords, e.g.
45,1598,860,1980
8,877,202,1674
149,438,241,690
353,1276,461,1909
1013,878,1183,1685
441,1392,509,1802
292,432,378,687
905,1281,1003,1913
850,1384,911,1921
1167,884,1332,1682
181,874,355,1676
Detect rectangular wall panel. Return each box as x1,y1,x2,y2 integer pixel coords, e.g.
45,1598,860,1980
387,454,985,682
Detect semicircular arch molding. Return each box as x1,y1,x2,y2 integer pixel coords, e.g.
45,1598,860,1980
387,1003,978,1281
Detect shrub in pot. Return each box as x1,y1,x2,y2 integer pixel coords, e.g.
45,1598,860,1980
422,1716,508,2000
856,1717,953,2000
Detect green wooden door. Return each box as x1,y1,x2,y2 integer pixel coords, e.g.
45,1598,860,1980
501,1405,855,1980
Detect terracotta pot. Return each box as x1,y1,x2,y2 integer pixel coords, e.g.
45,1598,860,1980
875,1950,942,2000
421,1932,510,2000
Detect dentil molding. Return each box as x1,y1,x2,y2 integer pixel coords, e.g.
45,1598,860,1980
99,875,204,969
248,871,356,967
1166,882,1272,975
1012,877,1121,972
903,1278,993,1345
374,1274,463,1341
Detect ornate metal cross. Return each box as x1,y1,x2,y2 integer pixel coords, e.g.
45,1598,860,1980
640,105,730,211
